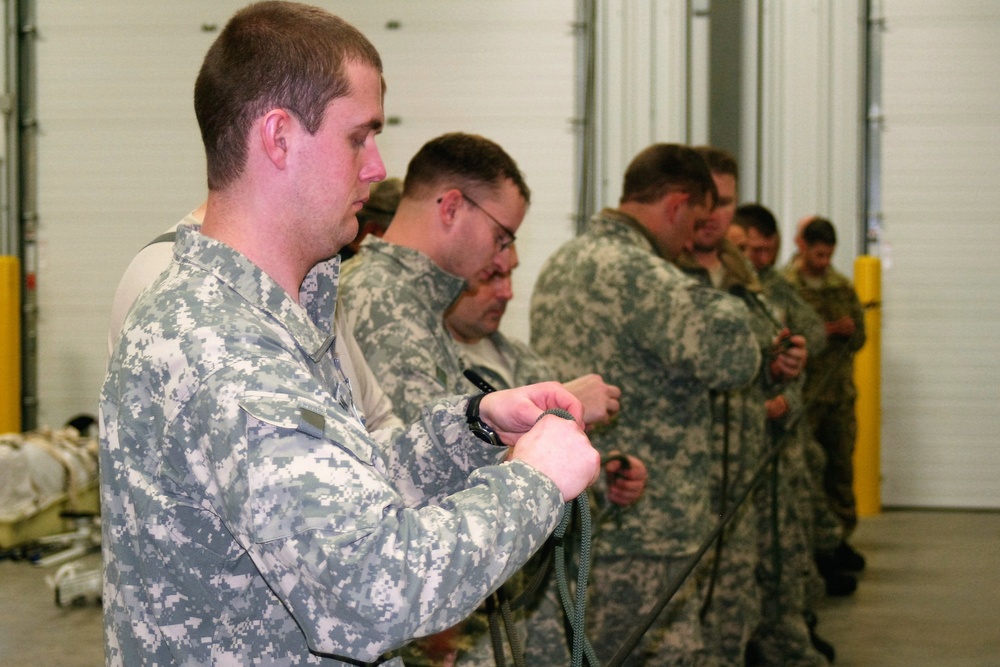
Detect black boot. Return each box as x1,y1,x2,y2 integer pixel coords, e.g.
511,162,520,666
833,540,866,572
815,551,857,596
803,611,836,663
809,627,836,663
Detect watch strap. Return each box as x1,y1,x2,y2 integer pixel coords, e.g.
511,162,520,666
466,393,504,447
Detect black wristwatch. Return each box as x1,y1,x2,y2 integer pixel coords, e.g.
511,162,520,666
466,393,504,447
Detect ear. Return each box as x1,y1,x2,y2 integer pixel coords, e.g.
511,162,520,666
260,108,294,171
436,188,464,228
661,191,689,224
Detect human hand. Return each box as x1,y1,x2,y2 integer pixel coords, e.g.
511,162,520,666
480,383,599,501
478,382,584,443
769,332,807,381
418,626,462,664
562,374,621,429
765,395,789,421
825,316,856,338
603,453,647,506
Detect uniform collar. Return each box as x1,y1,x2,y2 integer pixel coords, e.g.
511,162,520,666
355,235,468,313
675,239,762,293
175,224,340,362
591,208,668,258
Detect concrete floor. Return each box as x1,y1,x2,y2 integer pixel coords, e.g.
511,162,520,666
0,509,997,666
817,510,1000,667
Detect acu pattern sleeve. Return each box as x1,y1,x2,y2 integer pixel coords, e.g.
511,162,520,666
192,357,565,661
339,243,470,425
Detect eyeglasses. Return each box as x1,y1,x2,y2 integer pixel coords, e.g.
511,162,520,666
460,191,517,251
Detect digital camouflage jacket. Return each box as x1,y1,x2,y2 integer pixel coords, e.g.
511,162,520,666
782,262,866,404
338,236,475,423
100,226,563,666
530,209,760,558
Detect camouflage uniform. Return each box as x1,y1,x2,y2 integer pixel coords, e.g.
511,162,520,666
339,236,482,666
782,263,866,536
100,225,564,666
338,236,470,425
456,332,573,667
339,238,568,666
530,209,761,666
757,266,840,604
734,266,832,666
676,242,824,666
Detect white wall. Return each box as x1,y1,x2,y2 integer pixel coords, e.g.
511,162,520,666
593,0,691,208
35,2,227,426
756,0,865,270
33,0,576,426
591,0,865,271
30,0,1000,509
878,0,1000,507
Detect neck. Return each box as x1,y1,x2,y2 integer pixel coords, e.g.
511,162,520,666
201,190,310,303
795,256,826,279
692,246,722,270
446,320,484,345
380,199,441,257
614,204,674,260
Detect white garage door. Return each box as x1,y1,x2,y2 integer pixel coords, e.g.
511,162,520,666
33,0,576,427
879,0,1000,507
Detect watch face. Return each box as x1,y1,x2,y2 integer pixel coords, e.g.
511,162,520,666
470,419,503,447
472,425,500,446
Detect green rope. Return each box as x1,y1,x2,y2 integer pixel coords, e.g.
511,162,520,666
554,497,602,666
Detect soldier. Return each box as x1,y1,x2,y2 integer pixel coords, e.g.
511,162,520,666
447,245,628,436
338,132,628,665
731,204,841,662
445,246,647,665
338,132,531,425
785,216,869,579
99,4,600,666
530,143,762,666
676,148,818,666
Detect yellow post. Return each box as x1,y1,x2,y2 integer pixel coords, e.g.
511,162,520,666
0,256,21,434
853,256,881,516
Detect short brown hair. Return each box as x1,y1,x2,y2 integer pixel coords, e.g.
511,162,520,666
802,216,837,246
734,203,778,238
694,145,739,180
194,1,382,190
620,144,717,207
402,132,531,205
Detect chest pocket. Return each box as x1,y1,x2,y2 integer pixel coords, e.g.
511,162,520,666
238,391,387,543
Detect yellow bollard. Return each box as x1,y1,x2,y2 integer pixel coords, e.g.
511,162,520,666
853,256,881,516
0,256,21,434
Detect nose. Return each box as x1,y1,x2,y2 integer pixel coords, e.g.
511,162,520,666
491,245,513,272
361,144,387,183
496,276,514,302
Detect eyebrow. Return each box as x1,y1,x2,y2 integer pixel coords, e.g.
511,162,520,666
356,117,384,134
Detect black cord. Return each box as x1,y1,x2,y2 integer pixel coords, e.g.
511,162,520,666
604,433,790,667
700,391,730,621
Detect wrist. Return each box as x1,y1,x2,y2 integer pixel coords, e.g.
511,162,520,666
466,394,505,447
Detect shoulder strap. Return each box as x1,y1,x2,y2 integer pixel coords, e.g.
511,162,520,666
142,231,177,250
